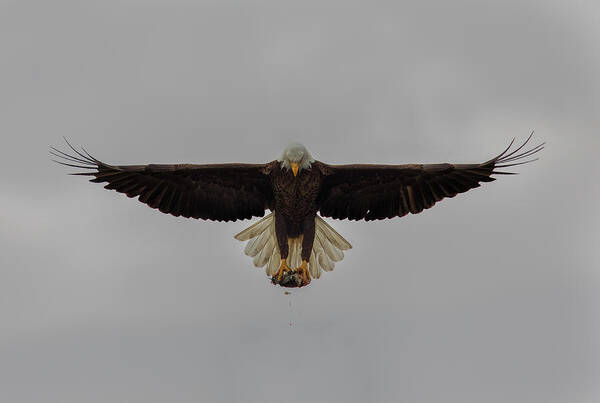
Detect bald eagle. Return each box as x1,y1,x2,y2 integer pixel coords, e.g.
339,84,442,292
52,134,543,288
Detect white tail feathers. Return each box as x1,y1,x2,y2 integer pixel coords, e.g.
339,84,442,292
234,213,352,279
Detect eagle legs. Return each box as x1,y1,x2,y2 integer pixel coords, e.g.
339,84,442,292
271,212,315,287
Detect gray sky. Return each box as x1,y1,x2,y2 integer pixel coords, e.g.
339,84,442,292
1,0,599,402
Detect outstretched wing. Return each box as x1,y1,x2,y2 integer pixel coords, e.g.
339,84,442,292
52,140,276,222
318,134,544,221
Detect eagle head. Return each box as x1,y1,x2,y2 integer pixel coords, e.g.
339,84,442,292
278,143,315,177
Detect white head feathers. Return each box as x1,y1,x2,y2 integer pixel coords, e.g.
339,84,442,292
278,143,315,172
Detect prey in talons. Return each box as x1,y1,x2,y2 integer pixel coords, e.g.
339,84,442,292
271,259,311,288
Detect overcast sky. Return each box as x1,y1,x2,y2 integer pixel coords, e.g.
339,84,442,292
1,1,599,402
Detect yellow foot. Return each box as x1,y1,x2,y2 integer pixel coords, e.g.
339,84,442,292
295,260,311,287
273,259,292,282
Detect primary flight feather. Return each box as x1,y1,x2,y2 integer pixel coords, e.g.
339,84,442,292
52,134,543,287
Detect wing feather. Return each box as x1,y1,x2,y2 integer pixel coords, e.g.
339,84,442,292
53,139,275,222
318,133,543,221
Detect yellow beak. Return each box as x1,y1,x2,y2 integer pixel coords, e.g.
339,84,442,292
291,163,299,177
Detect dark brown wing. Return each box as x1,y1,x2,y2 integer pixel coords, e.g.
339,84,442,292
318,134,544,221
52,140,276,222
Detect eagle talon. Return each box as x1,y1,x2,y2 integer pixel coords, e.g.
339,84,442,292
295,260,311,287
273,259,292,282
